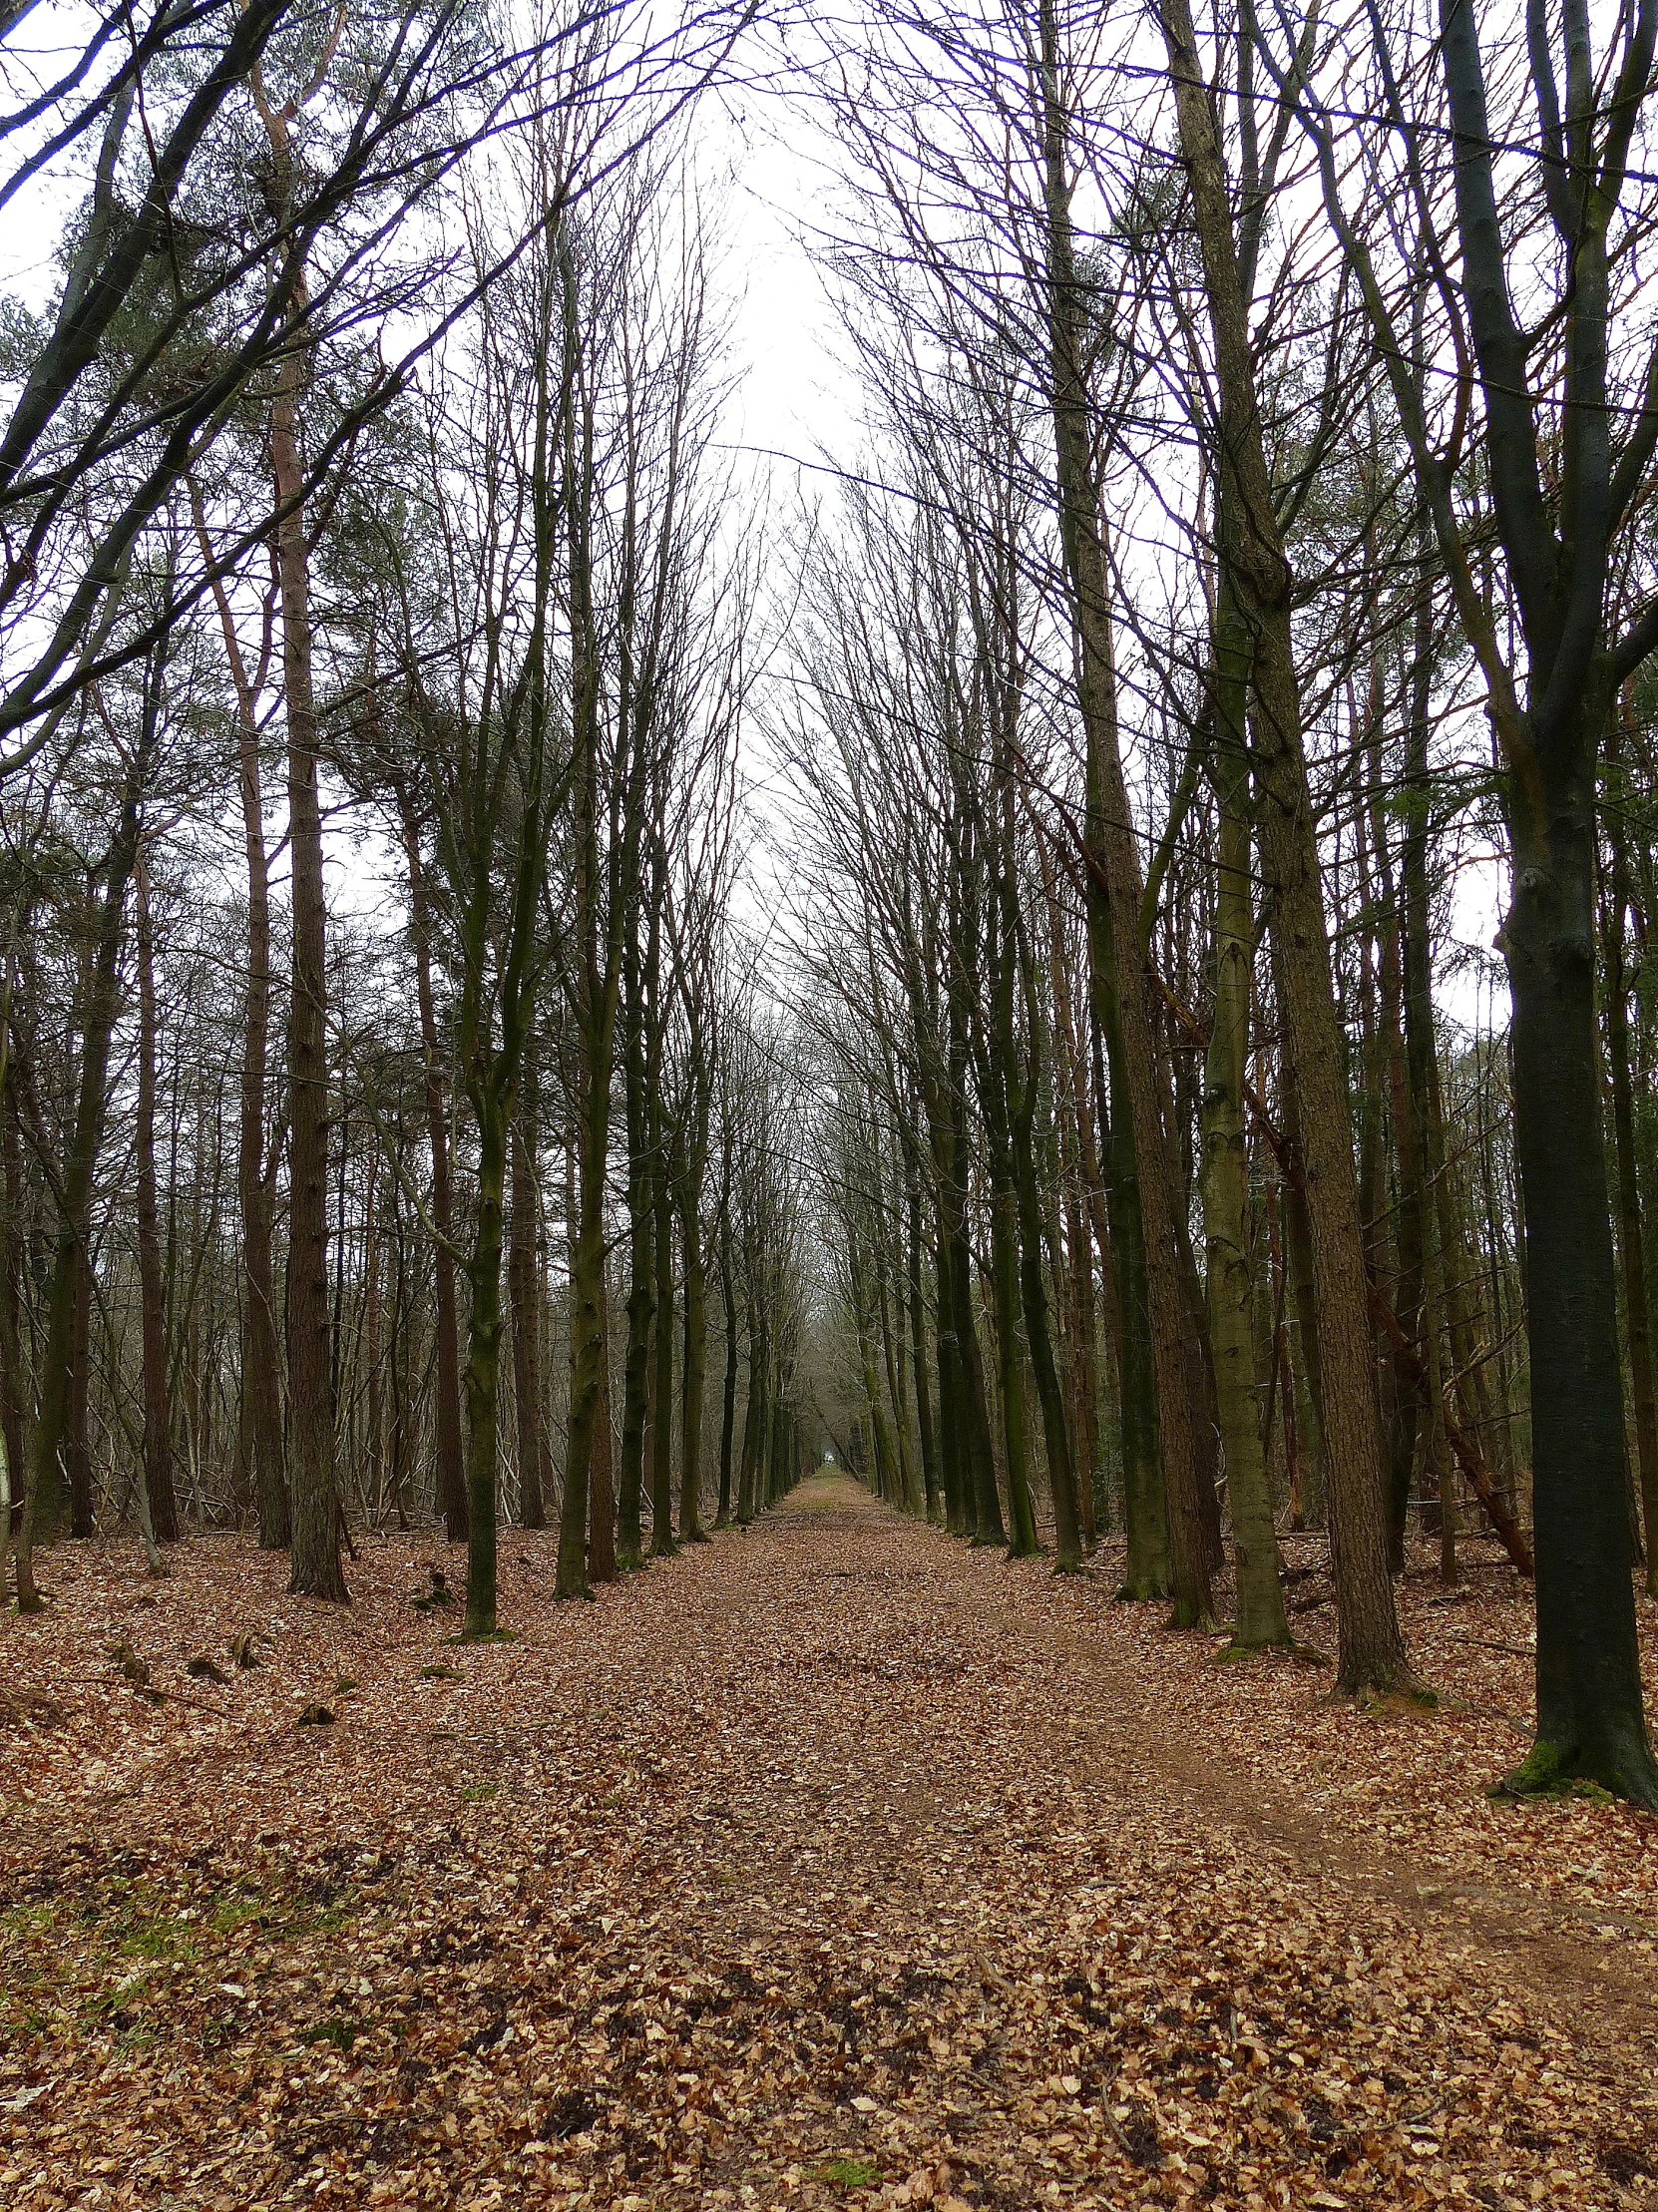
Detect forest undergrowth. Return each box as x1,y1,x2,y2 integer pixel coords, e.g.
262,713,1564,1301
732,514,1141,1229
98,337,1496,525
3,1476,1656,2211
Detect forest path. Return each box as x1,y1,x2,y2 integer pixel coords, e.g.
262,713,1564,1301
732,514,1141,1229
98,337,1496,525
3,1475,1658,2209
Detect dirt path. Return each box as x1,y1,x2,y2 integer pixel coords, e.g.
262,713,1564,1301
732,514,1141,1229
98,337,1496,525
3,1475,1657,2209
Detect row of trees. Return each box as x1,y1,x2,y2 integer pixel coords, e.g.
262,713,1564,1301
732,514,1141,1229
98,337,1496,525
787,0,1658,1808
0,0,818,1635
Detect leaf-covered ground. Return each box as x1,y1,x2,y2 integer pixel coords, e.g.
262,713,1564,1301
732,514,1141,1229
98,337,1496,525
4,1474,1658,2210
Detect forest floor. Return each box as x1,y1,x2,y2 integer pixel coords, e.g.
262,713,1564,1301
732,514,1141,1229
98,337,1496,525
4,1478,1658,2212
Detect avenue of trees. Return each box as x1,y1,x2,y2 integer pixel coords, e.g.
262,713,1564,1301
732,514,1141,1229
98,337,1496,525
8,0,1658,1810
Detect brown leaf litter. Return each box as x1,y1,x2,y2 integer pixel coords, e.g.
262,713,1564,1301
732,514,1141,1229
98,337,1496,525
2,1474,1657,2210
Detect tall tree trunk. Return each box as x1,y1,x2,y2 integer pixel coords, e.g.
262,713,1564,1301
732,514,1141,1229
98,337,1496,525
1605,753,1658,1597
1161,0,1407,1687
589,1268,618,1581
364,1159,384,1519
509,1106,546,1531
678,1146,708,1542
1202,573,1289,1648
273,305,344,1605
737,1287,764,1526
649,1126,676,1556
619,976,653,1568
405,824,467,1543
461,1096,508,1636
932,1203,966,1535
15,780,142,1609
135,850,179,1545
1036,18,1175,1603
193,481,288,1549
1506,709,1656,1796
65,1230,93,1540
905,1147,939,1522
0,1077,26,1555
715,1206,738,1528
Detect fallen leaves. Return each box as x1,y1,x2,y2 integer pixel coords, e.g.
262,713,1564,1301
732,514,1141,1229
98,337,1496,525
0,1478,1656,2210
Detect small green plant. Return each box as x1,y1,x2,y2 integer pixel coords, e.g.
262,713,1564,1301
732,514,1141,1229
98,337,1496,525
461,1782,498,1803
299,2015,360,2053
420,1664,464,1682
814,2158,879,2191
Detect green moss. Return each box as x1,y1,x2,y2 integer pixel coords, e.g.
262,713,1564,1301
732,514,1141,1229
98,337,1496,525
813,2158,879,2190
1491,1742,1616,1805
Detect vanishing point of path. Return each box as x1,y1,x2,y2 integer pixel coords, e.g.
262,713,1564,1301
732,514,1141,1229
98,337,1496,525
3,1474,1656,2209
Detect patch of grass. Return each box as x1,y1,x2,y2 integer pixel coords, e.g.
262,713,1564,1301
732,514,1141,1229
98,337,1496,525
118,1914,194,1963
1,1900,62,1940
207,1881,357,1944
208,1890,267,1938
461,1782,497,1803
298,2015,360,2053
814,2158,879,2190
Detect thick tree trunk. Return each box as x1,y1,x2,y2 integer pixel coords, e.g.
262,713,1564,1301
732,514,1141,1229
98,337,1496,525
1506,744,1658,1801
